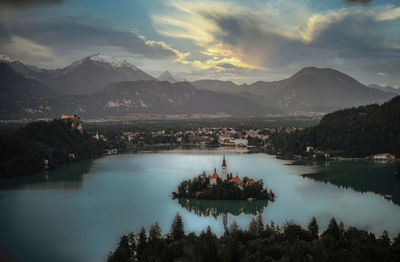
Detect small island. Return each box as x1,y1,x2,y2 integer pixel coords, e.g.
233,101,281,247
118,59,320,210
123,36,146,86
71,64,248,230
172,156,275,201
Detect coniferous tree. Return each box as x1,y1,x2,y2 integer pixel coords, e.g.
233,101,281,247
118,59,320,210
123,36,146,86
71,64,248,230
255,213,264,236
170,212,185,241
248,217,258,235
307,217,319,239
149,222,162,242
379,230,391,247
136,227,147,261
107,235,134,262
323,218,341,241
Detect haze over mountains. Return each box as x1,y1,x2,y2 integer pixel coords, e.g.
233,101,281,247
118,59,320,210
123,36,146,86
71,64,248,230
0,53,396,120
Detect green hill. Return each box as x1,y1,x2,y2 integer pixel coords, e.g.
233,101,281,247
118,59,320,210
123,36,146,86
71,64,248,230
0,119,105,178
270,96,400,158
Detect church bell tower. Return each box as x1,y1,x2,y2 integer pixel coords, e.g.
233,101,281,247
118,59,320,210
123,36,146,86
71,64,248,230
222,155,227,180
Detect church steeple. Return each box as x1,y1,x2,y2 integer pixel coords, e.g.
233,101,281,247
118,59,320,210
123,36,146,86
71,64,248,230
221,155,227,180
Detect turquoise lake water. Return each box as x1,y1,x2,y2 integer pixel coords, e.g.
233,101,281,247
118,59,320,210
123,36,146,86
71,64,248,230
0,149,399,262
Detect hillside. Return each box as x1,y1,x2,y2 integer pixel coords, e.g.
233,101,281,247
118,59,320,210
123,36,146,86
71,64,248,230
270,96,400,157
76,80,276,117
192,79,243,93
0,119,105,178
0,63,59,119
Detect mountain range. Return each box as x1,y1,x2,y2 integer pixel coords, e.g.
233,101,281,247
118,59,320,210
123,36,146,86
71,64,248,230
0,53,396,120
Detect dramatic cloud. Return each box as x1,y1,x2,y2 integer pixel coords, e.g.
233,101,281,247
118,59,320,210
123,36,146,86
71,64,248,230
151,0,400,85
344,0,373,6
0,11,187,66
0,0,65,8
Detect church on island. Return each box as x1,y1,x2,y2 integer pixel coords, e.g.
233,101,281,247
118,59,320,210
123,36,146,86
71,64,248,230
205,155,255,190
172,155,274,201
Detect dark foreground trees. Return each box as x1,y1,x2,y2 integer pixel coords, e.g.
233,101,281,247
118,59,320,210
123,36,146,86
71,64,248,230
108,213,400,262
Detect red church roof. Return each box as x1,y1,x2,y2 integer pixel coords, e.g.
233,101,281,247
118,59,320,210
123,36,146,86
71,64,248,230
229,176,242,183
211,169,219,179
61,114,76,119
247,179,256,185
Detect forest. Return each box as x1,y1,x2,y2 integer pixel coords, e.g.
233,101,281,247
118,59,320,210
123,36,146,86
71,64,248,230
269,96,400,158
108,212,400,262
0,119,106,178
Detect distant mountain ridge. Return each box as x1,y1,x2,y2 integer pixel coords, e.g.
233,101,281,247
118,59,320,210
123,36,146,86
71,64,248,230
0,63,278,119
193,67,395,113
0,54,397,119
369,84,400,95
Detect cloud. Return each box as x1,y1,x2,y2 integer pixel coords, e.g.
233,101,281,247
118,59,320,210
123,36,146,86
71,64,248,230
152,0,400,86
0,0,65,8
0,11,187,65
344,0,373,6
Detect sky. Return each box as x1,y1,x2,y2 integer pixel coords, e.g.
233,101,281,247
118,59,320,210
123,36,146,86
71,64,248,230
0,0,399,87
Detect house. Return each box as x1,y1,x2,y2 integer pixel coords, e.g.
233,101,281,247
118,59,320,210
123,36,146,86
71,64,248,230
374,153,396,160
229,176,243,190
306,146,314,153
233,138,248,147
210,168,219,185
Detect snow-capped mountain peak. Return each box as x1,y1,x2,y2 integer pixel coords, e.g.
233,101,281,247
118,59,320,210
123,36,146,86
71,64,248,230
87,53,139,70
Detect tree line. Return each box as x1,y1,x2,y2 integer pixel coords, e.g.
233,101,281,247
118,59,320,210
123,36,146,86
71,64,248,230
108,212,400,262
269,96,400,158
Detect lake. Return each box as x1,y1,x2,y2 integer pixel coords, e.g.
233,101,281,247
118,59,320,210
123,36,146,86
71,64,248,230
0,149,399,262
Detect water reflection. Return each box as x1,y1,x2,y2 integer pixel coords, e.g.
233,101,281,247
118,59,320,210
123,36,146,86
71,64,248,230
294,160,400,205
0,159,92,191
177,198,268,218
177,197,268,231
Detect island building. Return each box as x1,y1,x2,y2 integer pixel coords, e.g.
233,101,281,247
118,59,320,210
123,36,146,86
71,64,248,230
206,155,247,190
210,168,219,185
222,155,228,180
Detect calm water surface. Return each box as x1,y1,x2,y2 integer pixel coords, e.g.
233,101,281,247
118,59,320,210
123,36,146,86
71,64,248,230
0,149,399,262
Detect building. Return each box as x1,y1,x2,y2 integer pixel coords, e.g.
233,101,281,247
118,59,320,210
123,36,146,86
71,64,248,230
233,138,248,147
94,131,100,140
61,114,83,133
222,155,228,180
210,168,219,185
246,129,259,137
374,153,396,160
246,179,256,186
61,114,77,119
306,146,314,153
229,176,243,190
